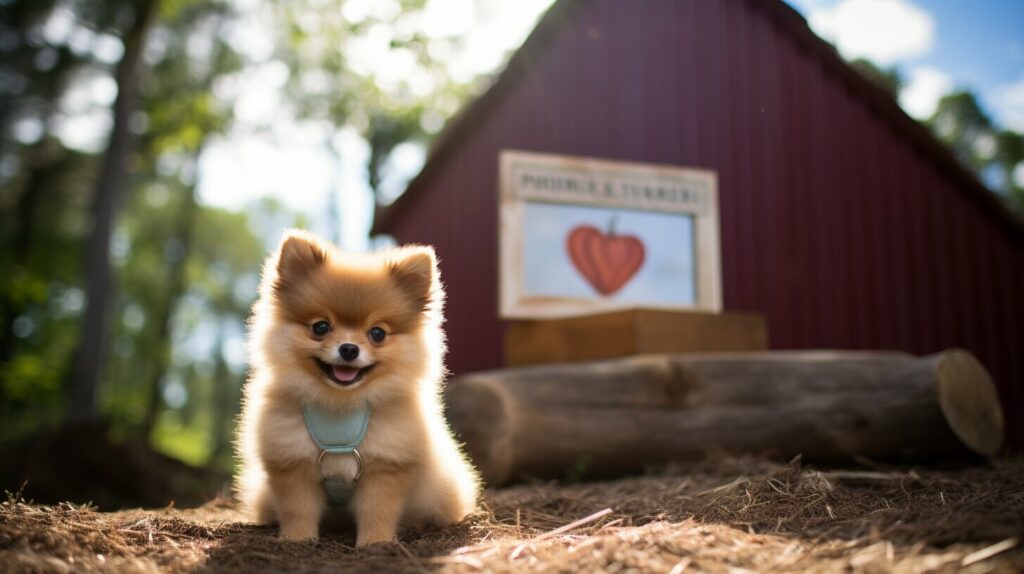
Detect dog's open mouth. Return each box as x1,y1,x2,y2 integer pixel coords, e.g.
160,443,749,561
314,358,376,387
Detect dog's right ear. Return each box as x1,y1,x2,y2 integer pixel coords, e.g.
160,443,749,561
275,229,327,281
389,245,439,313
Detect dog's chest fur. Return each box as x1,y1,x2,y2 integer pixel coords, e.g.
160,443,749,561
258,397,421,480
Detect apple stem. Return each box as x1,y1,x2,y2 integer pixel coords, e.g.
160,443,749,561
608,216,618,237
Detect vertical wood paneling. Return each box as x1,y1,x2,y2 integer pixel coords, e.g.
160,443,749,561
850,100,875,347
775,25,800,345
836,86,860,347
724,0,756,312
1009,247,1024,438
884,139,909,350
864,115,888,347
382,0,1024,448
702,0,735,306
817,68,848,348
754,9,786,344
871,123,897,349
909,152,938,352
807,56,832,346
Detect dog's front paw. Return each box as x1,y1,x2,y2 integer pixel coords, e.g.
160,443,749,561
279,523,319,542
355,532,396,548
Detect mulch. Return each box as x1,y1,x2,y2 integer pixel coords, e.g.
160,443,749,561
2,456,1022,573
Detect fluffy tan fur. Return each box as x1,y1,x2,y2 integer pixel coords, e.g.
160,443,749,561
235,230,480,546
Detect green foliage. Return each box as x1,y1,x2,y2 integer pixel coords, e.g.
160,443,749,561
0,142,95,436
274,0,475,199
927,91,1024,213
851,58,902,98
0,0,109,425
0,0,248,452
930,92,993,171
994,130,1024,208
151,407,213,466
841,57,1024,216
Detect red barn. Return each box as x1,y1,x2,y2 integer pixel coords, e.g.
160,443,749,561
373,0,1024,448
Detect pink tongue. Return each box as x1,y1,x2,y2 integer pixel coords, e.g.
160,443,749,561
332,365,360,382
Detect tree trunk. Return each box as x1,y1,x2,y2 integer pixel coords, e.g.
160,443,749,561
69,0,159,423
140,153,199,440
446,350,1005,486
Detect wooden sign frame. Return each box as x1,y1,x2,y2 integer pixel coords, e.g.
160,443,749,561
499,150,722,319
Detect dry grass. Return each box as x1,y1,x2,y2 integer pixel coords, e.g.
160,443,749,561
2,457,1022,573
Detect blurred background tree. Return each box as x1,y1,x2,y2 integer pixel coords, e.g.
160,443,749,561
273,0,473,244
0,0,523,503
850,59,1024,213
1,0,132,437
850,58,902,98
69,0,160,428
929,91,1024,208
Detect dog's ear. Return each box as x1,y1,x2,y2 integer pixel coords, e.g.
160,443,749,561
389,245,439,311
276,229,327,281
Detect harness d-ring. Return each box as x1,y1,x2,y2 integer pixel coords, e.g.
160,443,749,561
318,447,363,482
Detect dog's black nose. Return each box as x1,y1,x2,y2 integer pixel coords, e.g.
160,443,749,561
338,343,360,361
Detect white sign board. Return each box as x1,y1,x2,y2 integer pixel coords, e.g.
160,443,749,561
499,150,721,318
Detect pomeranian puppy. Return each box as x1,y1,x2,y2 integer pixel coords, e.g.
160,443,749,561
235,229,480,545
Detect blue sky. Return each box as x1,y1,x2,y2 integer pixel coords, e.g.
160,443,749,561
786,0,1024,131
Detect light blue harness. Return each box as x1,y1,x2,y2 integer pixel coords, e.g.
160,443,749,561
302,403,370,504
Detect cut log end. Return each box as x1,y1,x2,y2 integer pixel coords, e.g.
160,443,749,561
934,349,1005,457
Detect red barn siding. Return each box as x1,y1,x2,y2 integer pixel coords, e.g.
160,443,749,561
378,0,1024,448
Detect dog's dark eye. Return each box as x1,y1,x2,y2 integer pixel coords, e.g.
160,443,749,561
368,326,386,343
311,320,331,337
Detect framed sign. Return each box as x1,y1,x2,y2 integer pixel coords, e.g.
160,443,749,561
499,150,721,319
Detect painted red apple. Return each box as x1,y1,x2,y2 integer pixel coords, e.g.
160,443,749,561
566,220,646,296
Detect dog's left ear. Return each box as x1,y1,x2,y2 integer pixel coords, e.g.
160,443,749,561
389,245,439,311
277,229,327,278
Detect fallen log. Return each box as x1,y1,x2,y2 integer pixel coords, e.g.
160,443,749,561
445,350,1004,485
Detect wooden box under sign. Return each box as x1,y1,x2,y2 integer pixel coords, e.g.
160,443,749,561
504,309,768,367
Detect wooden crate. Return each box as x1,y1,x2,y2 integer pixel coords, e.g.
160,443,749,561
504,309,768,366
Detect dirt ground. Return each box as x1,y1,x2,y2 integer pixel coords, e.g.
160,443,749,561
2,457,1022,573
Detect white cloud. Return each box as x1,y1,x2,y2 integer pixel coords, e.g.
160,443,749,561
808,0,934,65
991,75,1024,132
899,65,953,120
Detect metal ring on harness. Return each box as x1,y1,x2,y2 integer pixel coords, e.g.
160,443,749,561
317,447,362,482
